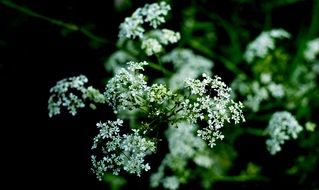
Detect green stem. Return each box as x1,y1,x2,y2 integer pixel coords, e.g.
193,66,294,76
155,53,165,75
212,175,268,182
1,0,111,44
148,62,173,76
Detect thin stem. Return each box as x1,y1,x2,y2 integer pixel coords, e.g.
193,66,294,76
1,0,111,45
139,107,148,114
143,117,162,136
122,151,130,160
167,106,183,119
148,62,173,76
211,175,268,182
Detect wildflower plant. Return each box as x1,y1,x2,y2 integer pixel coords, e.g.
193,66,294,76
49,61,244,179
117,1,180,57
44,0,319,189
48,2,245,184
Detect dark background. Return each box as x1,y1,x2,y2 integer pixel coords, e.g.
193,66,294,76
1,0,318,189
0,1,118,189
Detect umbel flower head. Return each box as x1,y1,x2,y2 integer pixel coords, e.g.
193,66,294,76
48,75,105,117
181,73,245,147
244,29,291,63
118,1,171,39
48,61,245,178
104,61,245,147
118,2,180,56
265,111,303,155
91,119,156,180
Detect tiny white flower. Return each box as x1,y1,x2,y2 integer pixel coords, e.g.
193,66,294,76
265,111,303,155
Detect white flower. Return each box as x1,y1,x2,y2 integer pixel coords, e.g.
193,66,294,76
182,74,245,147
48,75,105,117
104,60,243,163
119,8,144,39
244,29,291,63
159,29,181,45
118,2,171,39
91,120,156,179
141,38,163,56
265,111,303,155
104,61,149,112
148,84,172,104
141,2,170,28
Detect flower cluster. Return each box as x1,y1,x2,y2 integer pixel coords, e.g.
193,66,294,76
141,38,162,56
147,83,175,117
49,60,244,179
118,2,180,56
47,0,319,187
141,29,181,56
118,2,170,39
105,61,244,149
265,111,303,155
159,29,181,45
91,119,156,180
181,74,245,147
104,61,148,113
141,2,170,28
244,29,291,63
48,75,105,117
